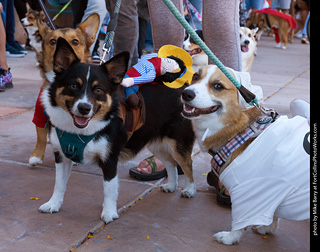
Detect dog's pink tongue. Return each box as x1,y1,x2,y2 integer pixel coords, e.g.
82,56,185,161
241,45,249,52
189,48,201,56
74,115,91,127
184,104,194,112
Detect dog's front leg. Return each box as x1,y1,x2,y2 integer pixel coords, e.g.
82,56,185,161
159,160,178,193
213,229,245,245
101,175,119,223
252,216,279,235
99,154,120,224
39,151,73,213
29,126,48,166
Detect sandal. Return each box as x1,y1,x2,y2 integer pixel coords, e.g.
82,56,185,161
207,171,231,206
129,156,167,181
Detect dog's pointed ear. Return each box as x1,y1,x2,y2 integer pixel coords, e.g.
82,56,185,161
36,18,50,38
77,13,100,48
53,37,80,73
39,10,46,21
26,2,31,12
103,52,130,84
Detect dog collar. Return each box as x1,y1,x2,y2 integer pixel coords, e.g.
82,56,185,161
209,114,279,176
55,128,98,163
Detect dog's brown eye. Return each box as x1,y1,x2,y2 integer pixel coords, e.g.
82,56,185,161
248,33,251,37
192,73,200,81
72,39,79,46
214,83,224,90
94,87,103,94
70,83,78,89
50,39,56,45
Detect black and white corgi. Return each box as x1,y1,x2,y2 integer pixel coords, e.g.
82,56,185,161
39,38,196,223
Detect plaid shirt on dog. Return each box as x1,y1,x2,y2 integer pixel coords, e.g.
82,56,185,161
209,115,279,175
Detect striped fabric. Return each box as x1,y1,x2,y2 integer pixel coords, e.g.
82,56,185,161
210,115,279,175
130,53,159,85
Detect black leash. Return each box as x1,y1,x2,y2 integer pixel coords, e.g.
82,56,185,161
100,0,122,64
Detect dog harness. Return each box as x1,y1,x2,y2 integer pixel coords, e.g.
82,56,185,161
209,114,279,176
55,128,98,163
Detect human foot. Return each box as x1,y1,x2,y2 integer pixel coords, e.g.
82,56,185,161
129,156,167,181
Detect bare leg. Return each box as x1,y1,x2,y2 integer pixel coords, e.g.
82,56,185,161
0,13,8,70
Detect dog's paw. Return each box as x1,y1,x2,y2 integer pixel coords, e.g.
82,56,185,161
252,219,278,235
213,231,242,245
29,156,42,166
181,182,196,198
39,200,61,213
160,183,177,193
101,210,119,224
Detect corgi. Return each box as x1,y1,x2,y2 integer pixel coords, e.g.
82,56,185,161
240,27,259,72
183,30,208,72
181,65,310,245
38,37,196,223
28,13,100,167
247,9,295,49
21,3,45,55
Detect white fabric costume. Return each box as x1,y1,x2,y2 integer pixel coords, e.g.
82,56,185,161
220,115,310,231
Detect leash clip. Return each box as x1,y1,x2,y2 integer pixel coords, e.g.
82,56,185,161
254,103,278,122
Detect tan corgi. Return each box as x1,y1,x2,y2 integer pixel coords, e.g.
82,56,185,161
181,65,310,245
29,13,100,166
240,26,259,72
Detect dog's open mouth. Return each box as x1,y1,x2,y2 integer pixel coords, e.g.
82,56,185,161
241,45,249,53
182,103,220,118
186,48,202,56
72,114,92,128
23,24,33,28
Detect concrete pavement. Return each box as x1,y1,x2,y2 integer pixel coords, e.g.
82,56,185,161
0,34,310,251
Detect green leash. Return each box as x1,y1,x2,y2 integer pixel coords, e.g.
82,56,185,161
161,0,259,106
52,0,73,21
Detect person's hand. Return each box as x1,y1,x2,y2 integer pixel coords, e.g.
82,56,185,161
0,3,3,13
121,78,134,88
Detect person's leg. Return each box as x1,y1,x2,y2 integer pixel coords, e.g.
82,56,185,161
202,0,241,71
301,11,309,44
71,0,88,28
106,0,139,67
4,0,14,44
147,0,184,52
0,13,8,70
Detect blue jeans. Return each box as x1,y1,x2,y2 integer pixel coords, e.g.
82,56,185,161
0,0,15,43
245,0,263,10
122,75,139,99
302,11,310,36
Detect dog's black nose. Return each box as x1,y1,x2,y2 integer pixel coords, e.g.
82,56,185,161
244,40,250,45
77,102,92,115
182,89,196,102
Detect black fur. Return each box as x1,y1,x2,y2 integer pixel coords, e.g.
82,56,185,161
125,83,194,156
49,37,195,183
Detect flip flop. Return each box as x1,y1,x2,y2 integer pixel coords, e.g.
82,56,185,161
207,171,231,206
129,156,167,181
